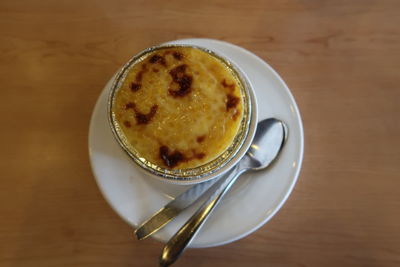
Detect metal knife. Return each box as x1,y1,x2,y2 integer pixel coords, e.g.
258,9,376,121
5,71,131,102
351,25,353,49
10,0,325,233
134,177,222,240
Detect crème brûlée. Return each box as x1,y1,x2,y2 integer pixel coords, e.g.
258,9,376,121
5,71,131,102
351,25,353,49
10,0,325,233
112,46,245,169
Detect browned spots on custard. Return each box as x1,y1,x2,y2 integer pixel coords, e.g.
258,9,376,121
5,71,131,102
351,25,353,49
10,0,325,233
221,79,235,92
123,120,131,128
190,149,206,160
125,102,135,109
135,105,158,125
173,52,183,60
194,152,205,159
170,64,186,78
232,109,241,121
159,145,207,168
136,64,147,82
149,54,166,66
130,82,141,92
169,64,193,97
125,102,158,125
153,68,159,73
226,93,240,111
159,146,185,168
196,135,206,143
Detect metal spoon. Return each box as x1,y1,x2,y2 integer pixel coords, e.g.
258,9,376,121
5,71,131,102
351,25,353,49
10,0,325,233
159,118,287,266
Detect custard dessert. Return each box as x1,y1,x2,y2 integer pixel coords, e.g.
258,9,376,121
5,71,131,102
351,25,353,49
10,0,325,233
111,46,246,170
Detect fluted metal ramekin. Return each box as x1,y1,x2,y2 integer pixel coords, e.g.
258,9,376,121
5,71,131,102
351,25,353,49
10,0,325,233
108,44,257,184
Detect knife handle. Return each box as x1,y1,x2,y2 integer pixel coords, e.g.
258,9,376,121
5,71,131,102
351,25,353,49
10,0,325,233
134,177,220,240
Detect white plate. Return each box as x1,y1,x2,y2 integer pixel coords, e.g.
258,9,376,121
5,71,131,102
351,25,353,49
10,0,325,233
88,38,304,248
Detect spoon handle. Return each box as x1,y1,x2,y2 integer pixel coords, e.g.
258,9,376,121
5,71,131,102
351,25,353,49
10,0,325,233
159,163,247,267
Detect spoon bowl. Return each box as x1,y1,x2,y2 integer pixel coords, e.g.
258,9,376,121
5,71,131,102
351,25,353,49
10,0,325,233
246,118,287,170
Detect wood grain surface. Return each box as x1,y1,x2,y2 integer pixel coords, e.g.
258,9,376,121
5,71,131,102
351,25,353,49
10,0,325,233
1,0,399,266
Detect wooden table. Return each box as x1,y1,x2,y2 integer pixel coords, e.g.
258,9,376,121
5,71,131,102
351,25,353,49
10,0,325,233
1,0,399,266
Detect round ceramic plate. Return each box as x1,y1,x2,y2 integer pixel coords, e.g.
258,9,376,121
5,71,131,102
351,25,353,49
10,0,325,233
88,38,304,248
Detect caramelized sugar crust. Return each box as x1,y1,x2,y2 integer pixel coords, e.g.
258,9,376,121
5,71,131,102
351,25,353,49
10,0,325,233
113,47,243,169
